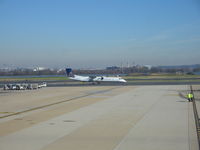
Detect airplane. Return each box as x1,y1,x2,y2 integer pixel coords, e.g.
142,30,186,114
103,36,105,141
66,68,127,83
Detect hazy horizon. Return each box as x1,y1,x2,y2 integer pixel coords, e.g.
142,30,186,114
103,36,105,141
0,0,200,69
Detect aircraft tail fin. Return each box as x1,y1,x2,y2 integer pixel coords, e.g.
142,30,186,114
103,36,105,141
66,68,73,77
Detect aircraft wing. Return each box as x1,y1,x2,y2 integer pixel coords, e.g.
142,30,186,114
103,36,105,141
88,76,97,82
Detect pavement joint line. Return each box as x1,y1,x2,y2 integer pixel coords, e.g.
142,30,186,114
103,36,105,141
191,85,200,149
0,87,119,119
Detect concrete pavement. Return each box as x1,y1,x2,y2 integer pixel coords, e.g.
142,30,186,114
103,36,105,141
0,85,198,150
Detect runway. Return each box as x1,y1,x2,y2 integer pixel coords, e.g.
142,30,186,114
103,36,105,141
0,85,198,150
1,79,200,88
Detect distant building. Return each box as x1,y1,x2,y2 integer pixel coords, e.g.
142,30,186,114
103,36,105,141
176,71,184,75
33,67,46,71
144,65,152,70
57,69,64,73
106,66,120,70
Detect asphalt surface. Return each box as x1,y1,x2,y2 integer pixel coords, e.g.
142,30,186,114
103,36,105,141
1,80,200,88
0,85,198,150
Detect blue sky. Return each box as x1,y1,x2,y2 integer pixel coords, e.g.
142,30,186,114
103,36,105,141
0,0,200,68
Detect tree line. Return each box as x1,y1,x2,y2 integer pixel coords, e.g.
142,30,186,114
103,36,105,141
0,66,199,76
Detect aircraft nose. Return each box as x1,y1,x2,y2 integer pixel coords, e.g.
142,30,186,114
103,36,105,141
121,79,127,83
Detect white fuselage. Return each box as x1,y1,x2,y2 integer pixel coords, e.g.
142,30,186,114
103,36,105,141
69,75,91,82
69,75,126,83
93,76,126,82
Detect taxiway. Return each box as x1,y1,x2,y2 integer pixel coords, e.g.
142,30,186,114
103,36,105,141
0,85,198,150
